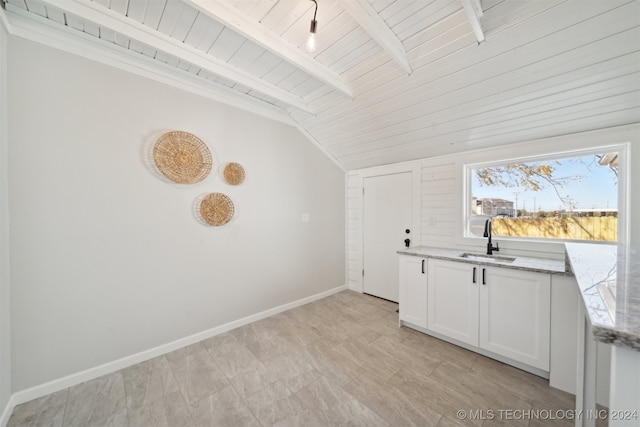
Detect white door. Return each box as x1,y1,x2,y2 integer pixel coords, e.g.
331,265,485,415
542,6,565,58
427,259,479,346
363,172,412,302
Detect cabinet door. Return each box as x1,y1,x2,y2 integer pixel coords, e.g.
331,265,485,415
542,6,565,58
399,256,427,328
427,259,479,346
479,267,551,371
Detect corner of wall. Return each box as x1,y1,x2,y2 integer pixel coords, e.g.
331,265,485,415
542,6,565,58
0,13,13,426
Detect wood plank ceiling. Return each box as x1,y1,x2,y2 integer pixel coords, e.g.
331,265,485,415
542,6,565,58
3,0,639,170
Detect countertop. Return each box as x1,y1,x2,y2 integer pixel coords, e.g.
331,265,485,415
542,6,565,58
397,246,568,274
565,243,640,351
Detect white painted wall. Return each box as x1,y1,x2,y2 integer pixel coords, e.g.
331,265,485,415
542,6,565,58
0,15,13,423
7,38,345,392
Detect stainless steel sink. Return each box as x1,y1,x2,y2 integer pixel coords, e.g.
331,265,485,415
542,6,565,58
460,252,516,263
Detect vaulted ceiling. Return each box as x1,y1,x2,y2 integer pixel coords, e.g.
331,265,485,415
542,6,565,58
2,0,639,169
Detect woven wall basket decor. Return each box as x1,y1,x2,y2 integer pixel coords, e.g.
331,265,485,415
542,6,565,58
153,131,212,184
199,193,234,226
222,162,246,185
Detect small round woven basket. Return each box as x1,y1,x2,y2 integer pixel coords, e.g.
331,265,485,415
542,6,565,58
223,162,245,185
153,131,212,184
199,193,234,226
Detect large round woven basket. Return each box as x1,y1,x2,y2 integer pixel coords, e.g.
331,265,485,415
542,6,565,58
223,162,245,185
153,131,212,184
199,193,234,226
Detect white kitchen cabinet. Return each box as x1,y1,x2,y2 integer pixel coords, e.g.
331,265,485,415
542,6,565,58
479,267,551,371
427,259,479,346
425,258,551,371
398,255,427,328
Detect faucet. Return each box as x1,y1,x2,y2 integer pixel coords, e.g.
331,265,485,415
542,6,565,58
483,218,500,255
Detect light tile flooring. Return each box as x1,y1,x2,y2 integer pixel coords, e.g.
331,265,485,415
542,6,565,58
8,290,584,427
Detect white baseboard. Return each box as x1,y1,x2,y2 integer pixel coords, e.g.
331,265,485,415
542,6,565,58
8,284,347,412
1,394,16,427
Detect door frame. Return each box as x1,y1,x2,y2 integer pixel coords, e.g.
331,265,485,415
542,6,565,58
347,160,422,293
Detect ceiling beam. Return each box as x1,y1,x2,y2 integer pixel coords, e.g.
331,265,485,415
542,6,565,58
461,0,485,43
4,5,296,125
38,0,313,112
184,0,353,99
337,0,412,75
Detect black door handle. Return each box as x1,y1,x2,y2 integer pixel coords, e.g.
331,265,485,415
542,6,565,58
421,259,425,274
482,268,486,285
404,238,410,248
472,267,476,283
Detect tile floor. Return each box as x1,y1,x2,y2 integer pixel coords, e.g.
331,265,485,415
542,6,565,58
8,290,586,427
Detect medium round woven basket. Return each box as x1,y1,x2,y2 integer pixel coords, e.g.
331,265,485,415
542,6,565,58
153,131,212,184
199,193,234,226
223,162,245,185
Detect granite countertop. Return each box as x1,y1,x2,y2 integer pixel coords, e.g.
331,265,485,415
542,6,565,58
397,246,568,274
565,243,640,351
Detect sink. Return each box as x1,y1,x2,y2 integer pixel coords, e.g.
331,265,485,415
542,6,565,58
460,253,516,264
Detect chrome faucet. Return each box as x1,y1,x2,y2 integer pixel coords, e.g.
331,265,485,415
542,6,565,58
483,218,500,255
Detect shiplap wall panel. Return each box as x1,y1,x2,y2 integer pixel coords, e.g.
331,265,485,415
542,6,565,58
421,160,456,246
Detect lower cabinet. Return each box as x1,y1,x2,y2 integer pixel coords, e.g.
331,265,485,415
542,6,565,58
398,255,427,328
425,258,551,371
427,259,479,346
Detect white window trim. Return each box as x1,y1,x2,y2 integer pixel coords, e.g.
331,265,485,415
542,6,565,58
453,130,632,257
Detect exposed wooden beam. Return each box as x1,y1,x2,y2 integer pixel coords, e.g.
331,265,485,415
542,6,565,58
4,5,296,125
184,0,353,99
337,0,412,75
461,0,485,43
37,0,313,112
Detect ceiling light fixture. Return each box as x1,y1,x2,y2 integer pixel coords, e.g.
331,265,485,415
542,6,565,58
306,0,318,53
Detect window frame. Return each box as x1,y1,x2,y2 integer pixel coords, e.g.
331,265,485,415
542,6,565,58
462,143,629,246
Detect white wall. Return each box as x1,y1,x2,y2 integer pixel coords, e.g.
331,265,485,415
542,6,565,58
7,38,345,392
0,14,13,422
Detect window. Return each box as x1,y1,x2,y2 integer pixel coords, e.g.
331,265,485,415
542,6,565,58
466,147,625,242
